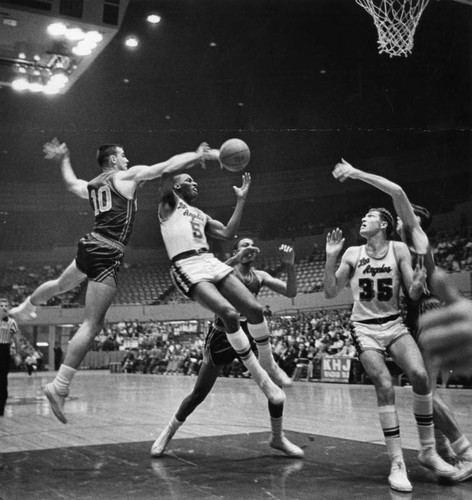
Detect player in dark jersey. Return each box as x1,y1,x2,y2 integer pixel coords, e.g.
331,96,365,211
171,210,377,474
9,138,219,424
151,238,303,458
332,159,472,481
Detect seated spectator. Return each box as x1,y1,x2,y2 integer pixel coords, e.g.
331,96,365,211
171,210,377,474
326,332,345,356
122,349,136,373
338,338,357,358
319,333,333,356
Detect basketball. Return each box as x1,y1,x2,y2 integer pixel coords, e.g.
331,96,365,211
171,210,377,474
219,139,250,172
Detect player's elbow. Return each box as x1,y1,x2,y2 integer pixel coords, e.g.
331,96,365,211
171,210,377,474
391,186,406,201
218,230,234,241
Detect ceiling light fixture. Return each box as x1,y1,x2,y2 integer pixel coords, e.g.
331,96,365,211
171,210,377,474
66,27,85,41
47,22,67,37
11,77,29,91
147,14,161,24
125,36,139,48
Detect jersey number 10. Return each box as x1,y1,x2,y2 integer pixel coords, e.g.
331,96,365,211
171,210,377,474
90,186,112,215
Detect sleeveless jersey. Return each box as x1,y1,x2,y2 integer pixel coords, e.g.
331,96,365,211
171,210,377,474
159,196,210,260
214,267,262,330
350,242,402,322
87,172,137,246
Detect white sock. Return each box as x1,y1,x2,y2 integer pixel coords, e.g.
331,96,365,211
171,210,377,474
414,392,435,448
379,405,403,463
169,415,183,431
52,364,76,396
451,435,472,459
22,296,37,310
247,319,274,368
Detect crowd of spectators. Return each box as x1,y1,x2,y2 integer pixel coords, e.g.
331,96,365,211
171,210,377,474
71,308,357,381
431,225,472,272
1,224,470,308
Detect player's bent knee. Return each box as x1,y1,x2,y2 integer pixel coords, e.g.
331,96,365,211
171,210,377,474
218,307,239,330
408,368,429,389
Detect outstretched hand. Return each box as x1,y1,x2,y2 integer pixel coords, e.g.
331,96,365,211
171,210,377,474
412,263,427,292
233,172,251,200
419,270,472,375
235,245,260,263
332,159,359,183
279,244,295,265
197,142,220,168
43,138,69,161
326,228,345,257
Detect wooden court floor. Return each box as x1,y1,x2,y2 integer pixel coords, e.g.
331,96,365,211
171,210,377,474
1,371,472,499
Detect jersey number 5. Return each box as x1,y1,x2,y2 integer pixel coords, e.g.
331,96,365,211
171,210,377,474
190,220,203,240
358,278,393,302
90,186,112,215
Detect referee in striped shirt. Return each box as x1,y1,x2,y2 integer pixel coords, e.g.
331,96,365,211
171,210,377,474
0,298,21,416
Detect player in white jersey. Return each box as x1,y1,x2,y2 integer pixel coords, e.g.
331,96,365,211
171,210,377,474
158,170,290,408
324,207,456,492
331,159,472,481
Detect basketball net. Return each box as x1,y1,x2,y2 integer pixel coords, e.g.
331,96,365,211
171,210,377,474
355,0,430,57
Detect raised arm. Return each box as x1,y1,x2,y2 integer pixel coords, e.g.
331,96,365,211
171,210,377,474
258,245,297,298
323,228,355,299
395,241,426,300
332,159,428,253
43,138,88,199
224,245,260,267
205,173,251,240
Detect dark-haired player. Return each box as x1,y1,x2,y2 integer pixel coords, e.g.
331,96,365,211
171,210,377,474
323,207,456,492
158,168,290,407
332,159,472,481
151,239,303,458
10,138,219,424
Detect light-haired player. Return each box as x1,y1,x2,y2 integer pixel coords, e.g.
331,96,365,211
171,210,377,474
324,207,456,492
151,238,303,458
10,138,220,424
332,159,472,480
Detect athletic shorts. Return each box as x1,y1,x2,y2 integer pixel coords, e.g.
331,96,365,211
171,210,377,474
406,295,443,341
75,232,124,286
170,252,233,298
203,320,257,367
350,316,410,356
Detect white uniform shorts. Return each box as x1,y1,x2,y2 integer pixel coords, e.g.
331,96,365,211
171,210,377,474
170,253,233,298
350,315,410,356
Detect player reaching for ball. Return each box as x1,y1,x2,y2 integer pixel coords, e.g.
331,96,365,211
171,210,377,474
157,161,292,408
10,138,219,424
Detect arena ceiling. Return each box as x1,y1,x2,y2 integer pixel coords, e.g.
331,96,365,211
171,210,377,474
0,0,470,197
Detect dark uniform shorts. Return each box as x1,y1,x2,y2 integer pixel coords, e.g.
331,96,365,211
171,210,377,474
75,233,124,285
203,320,258,367
407,295,443,342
